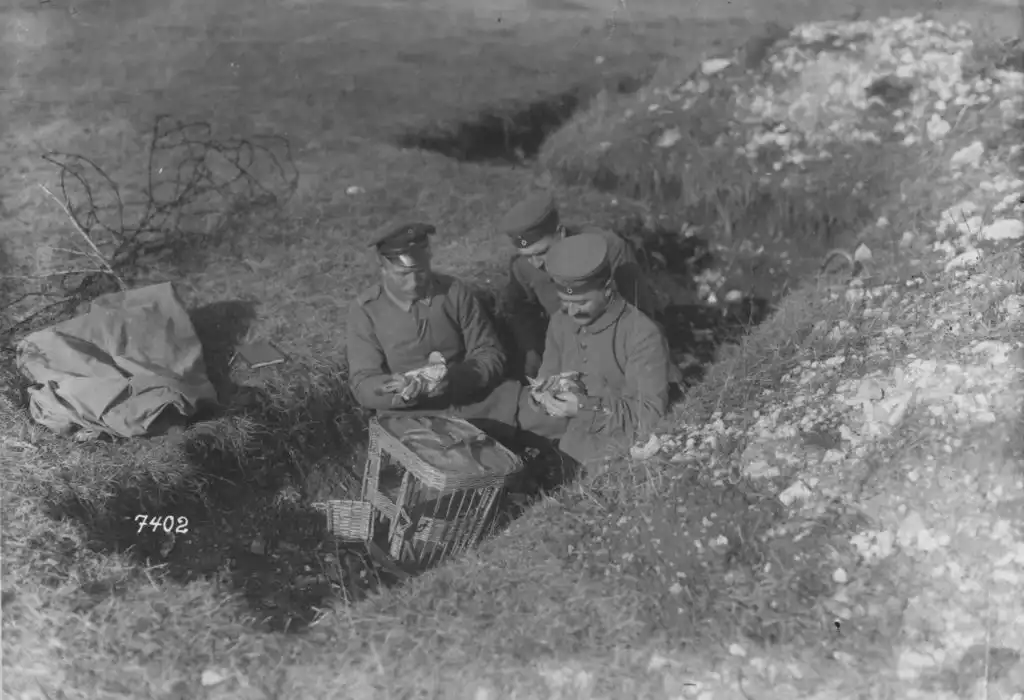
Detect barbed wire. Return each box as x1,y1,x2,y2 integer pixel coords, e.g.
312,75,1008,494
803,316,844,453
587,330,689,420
1,115,299,347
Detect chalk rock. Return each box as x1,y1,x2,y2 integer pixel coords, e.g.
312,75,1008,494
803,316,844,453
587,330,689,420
779,480,813,507
701,58,732,75
1001,294,1024,320
854,243,873,264
950,141,984,168
201,669,231,687
980,218,1024,241
656,128,682,148
944,249,980,272
927,114,951,141
630,434,663,460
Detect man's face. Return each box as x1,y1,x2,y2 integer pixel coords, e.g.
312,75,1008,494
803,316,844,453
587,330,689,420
557,284,612,326
515,235,557,270
381,250,433,301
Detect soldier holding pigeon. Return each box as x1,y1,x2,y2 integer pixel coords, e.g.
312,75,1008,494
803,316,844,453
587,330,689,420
346,222,523,437
524,231,671,467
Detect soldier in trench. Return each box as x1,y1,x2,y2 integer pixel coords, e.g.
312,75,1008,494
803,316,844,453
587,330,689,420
523,230,672,472
345,221,565,453
496,191,667,381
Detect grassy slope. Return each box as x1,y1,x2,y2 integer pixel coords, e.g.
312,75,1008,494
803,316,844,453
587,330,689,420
3,0,1023,699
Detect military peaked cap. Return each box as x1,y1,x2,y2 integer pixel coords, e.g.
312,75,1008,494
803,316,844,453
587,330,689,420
546,231,612,295
498,192,561,249
369,222,435,252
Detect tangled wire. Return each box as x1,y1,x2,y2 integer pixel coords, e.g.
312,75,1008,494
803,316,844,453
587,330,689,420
1,115,299,346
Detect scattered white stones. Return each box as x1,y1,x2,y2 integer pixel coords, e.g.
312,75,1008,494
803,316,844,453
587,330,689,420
851,529,896,562
980,218,1024,241
897,511,942,552
660,16,1024,182
612,16,1024,700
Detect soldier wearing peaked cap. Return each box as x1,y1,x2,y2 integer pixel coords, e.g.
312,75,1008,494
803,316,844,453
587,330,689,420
518,231,672,469
346,221,526,439
497,191,661,380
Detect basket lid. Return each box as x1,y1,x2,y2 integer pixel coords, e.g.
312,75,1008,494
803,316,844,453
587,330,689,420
377,414,522,480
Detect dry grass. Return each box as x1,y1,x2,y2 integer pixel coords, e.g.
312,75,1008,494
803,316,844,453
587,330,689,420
2,0,1023,698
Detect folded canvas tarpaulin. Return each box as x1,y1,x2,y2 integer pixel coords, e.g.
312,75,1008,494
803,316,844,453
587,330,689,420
15,282,218,439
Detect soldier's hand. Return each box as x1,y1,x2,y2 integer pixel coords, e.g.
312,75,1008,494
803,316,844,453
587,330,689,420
390,392,414,408
545,392,580,418
380,374,408,394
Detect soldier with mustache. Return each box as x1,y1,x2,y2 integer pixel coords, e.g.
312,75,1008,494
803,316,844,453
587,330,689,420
526,230,671,470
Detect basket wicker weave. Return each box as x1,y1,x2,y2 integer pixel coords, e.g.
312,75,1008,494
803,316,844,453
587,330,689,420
313,499,374,543
362,414,523,568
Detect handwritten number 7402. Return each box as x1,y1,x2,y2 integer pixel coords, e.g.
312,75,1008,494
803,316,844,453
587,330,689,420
134,515,189,534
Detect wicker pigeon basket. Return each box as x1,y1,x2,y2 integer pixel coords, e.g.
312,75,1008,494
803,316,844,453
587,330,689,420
362,414,524,569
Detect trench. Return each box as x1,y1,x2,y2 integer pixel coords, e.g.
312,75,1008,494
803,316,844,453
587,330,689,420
393,74,646,164
19,68,855,636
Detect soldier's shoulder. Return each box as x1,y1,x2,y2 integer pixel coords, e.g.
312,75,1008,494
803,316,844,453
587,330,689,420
355,284,382,306
434,274,483,306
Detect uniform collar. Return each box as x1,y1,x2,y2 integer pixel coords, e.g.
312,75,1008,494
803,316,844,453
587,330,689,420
574,296,626,334
383,276,435,312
